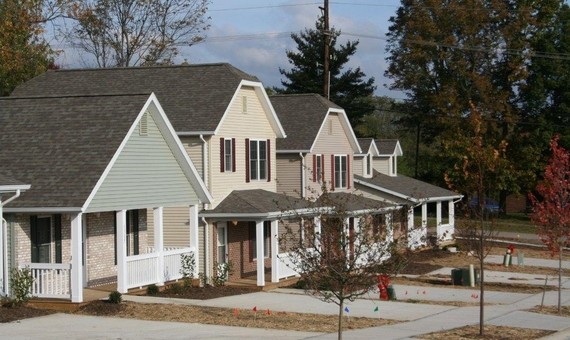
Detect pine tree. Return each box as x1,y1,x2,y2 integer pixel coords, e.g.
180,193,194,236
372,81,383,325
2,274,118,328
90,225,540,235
276,17,376,127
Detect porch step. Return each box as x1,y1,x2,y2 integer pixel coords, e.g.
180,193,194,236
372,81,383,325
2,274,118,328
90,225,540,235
28,299,88,312
226,276,299,291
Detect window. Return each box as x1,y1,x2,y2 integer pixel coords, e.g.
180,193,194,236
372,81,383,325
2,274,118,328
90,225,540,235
217,224,227,264
126,210,139,256
366,153,372,176
246,140,271,182
334,155,348,189
30,215,62,263
251,222,270,259
391,156,397,175
220,138,236,173
313,154,323,183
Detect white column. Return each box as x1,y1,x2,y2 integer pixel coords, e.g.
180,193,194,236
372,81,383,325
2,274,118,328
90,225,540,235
270,220,279,283
153,207,164,285
0,202,5,296
344,218,350,261
436,201,442,241
407,206,415,248
385,212,393,243
189,205,199,278
314,216,322,252
422,203,428,229
448,200,455,239
71,213,83,303
116,210,128,293
255,220,265,286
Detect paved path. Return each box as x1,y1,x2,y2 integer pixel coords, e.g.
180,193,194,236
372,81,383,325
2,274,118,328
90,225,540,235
1,255,569,339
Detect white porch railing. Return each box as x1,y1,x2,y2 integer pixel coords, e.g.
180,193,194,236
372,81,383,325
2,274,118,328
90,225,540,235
126,247,195,289
20,263,71,299
437,223,454,241
277,252,300,279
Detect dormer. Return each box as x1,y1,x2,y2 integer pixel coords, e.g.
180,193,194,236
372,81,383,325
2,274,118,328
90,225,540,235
374,139,403,177
356,138,380,178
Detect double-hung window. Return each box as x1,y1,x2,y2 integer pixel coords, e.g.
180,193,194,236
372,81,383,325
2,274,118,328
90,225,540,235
366,153,372,176
249,140,267,180
313,154,323,183
220,138,236,173
334,155,347,189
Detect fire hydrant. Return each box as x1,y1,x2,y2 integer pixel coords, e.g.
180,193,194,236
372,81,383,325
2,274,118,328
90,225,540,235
377,274,391,301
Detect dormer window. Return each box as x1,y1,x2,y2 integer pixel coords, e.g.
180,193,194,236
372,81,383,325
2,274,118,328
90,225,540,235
390,156,397,176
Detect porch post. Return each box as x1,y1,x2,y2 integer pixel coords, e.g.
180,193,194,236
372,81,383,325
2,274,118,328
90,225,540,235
407,206,415,248
255,220,265,286
421,203,428,247
421,203,428,230
71,213,83,303
0,202,5,296
385,212,393,243
153,207,164,286
314,216,322,252
436,201,442,242
270,220,279,283
447,200,455,240
116,210,128,293
189,205,199,278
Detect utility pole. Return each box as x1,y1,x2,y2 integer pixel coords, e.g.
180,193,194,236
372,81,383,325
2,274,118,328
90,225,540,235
322,0,330,99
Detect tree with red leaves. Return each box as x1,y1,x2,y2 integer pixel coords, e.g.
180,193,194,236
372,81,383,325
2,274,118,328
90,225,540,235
529,135,570,314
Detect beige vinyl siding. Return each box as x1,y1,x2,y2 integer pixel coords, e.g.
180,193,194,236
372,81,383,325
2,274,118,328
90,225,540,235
86,104,200,212
147,206,191,247
209,87,277,208
353,155,364,177
276,154,302,197
180,136,204,179
305,113,354,198
374,157,390,175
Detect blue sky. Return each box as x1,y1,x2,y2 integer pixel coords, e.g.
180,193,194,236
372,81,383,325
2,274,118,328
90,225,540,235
54,1,404,98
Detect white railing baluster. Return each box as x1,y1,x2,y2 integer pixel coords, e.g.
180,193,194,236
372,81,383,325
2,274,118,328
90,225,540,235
19,263,71,299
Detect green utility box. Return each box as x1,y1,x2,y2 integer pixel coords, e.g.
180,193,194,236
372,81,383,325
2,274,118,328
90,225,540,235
451,268,480,286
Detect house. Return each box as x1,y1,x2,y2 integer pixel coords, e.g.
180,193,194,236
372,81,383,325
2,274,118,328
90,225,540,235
271,93,401,250
353,138,463,247
0,93,211,302
12,64,311,287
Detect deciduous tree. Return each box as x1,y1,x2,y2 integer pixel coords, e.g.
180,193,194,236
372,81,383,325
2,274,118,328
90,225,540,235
66,0,211,67
529,135,570,314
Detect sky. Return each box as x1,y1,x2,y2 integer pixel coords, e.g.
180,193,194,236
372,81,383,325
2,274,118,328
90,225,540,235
53,1,404,98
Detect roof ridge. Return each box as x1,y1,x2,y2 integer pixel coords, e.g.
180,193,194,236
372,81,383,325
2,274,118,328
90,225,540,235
48,62,232,73
3,93,151,100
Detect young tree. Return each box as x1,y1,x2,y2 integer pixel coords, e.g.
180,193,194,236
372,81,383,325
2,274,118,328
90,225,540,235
66,0,211,67
276,17,376,127
529,135,570,314
280,191,411,340
444,104,508,336
0,0,61,96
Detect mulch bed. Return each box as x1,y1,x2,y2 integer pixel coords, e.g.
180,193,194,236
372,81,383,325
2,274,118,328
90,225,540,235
154,285,259,300
0,305,56,323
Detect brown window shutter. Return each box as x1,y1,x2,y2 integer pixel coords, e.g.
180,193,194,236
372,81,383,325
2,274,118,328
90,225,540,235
267,139,271,182
220,138,225,172
347,156,351,189
330,154,335,191
232,138,236,172
312,154,317,182
245,138,250,182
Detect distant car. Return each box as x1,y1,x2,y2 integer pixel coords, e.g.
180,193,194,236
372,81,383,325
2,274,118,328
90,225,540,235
469,197,500,214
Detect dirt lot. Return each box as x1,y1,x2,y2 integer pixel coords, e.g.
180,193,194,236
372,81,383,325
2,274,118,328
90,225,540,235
418,325,555,339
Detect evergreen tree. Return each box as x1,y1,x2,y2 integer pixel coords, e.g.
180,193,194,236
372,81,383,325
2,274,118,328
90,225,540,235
276,17,376,127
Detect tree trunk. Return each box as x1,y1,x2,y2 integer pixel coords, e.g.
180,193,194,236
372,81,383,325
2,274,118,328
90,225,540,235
338,299,344,340
479,215,485,336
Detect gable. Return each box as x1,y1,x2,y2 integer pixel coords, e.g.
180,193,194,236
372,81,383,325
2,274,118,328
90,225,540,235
312,113,354,154
85,101,203,212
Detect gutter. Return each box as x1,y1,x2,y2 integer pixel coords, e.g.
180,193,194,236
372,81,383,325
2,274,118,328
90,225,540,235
199,134,208,190
299,152,305,198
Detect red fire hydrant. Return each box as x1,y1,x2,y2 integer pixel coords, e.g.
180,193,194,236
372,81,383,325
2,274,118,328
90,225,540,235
377,274,391,301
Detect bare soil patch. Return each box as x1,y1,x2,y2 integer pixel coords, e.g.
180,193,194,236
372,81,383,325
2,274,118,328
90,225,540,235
0,305,55,323
528,305,570,318
153,284,258,300
417,324,555,339
75,300,397,333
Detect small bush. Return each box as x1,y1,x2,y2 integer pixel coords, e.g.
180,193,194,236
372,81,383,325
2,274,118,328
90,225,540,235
198,272,209,287
9,267,34,306
108,291,122,304
146,284,159,296
164,282,184,294
212,261,233,287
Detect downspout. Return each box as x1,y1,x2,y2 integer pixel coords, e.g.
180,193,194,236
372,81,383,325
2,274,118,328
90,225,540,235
299,153,305,198
199,134,208,190
199,134,211,283
1,189,22,296
201,217,210,282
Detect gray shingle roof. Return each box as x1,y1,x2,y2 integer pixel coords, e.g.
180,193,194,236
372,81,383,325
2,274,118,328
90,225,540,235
0,94,149,209
0,174,27,187
271,94,343,151
202,189,309,215
357,138,374,154
376,140,399,155
316,192,395,212
355,170,462,202
11,63,259,133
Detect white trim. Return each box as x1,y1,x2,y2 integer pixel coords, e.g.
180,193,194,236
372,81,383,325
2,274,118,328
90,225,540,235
276,149,311,154
270,220,279,283
0,184,31,193
354,178,463,203
4,207,82,213
333,154,348,189
82,93,212,212
177,131,216,136
248,139,268,181
255,220,265,286
70,213,83,303
116,210,127,293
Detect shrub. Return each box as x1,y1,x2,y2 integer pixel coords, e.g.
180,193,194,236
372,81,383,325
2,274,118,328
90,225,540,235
198,272,208,287
212,261,233,287
9,267,34,306
180,253,196,288
146,284,159,296
108,291,122,304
